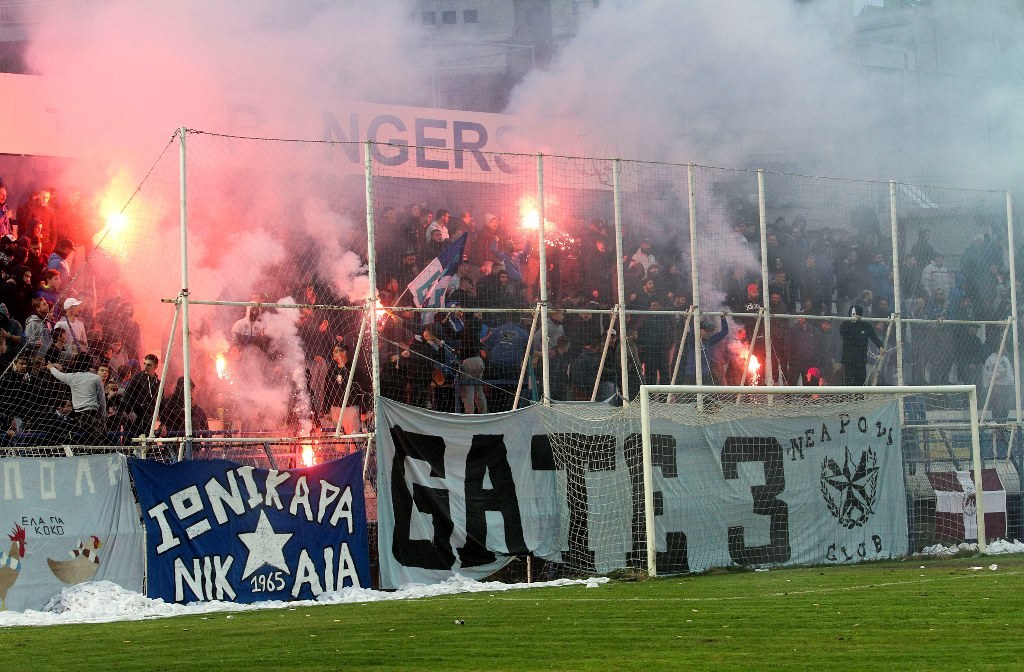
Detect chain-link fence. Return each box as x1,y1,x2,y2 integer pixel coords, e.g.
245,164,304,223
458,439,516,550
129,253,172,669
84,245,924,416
0,131,1020,485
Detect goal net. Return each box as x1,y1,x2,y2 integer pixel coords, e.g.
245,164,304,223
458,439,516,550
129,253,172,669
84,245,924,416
536,384,997,578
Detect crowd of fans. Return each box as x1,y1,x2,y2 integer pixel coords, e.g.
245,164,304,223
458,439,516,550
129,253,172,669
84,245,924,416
0,181,1018,445
374,203,1019,418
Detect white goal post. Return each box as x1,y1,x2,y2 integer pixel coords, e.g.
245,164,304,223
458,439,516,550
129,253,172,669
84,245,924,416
636,384,985,577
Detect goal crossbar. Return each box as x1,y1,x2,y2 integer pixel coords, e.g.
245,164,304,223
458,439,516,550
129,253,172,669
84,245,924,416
637,384,985,576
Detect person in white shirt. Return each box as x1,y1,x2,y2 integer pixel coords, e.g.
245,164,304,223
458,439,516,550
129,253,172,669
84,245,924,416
53,297,88,355
630,239,656,271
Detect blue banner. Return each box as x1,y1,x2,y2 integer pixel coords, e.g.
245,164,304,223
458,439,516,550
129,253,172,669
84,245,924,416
129,454,370,604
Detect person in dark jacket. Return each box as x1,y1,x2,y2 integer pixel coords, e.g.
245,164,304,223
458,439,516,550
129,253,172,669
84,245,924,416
839,305,884,385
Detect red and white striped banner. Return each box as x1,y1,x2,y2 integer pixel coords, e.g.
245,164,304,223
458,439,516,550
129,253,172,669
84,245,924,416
928,470,1006,543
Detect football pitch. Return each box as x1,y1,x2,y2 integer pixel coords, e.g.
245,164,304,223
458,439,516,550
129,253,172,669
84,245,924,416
7,554,1022,671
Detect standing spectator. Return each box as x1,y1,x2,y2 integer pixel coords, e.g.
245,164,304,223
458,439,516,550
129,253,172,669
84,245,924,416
983,346,1014,422
910,229,936,273
425,209,450,241
839,306,884,385
53,297,88,356
55,188,94,275
122,353,160,439
682,315,729,385
16,189,57,254
1,266,34,323
46,239,75,280
321,343,368,433
786,315,820,385
47,352,106,445
35,269,61,307
547,336,572,401
159,376,211,435
459,349,488,413
630,238,656,272
815,317,841,381
22,296,51,358
24,237,47,285
921,254,953,299
581,238,615,303
899,254,925,302
465,213,502,282
481,316,531,411
0,185,12,238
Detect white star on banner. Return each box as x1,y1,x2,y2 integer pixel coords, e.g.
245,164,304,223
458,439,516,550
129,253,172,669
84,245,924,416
238,510,293,580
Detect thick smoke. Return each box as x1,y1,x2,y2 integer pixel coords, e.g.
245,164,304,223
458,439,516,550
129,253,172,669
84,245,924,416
18,0,434,431
506,0,1024,188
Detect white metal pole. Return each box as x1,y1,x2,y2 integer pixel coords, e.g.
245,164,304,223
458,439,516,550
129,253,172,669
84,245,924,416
612,159,630,402
687,165,704,411
668,307,695,386
1005,191,1021,426
889,181,906,390
591,308,618,402
639,385,657,577
980,319,1011,420
757,170,773,386
513,304,541,409
537,153,552,406
178,127,194,458
969,385,987,554
736,309,764,389
335,309,369,437
148,300,181,441
364,141,382,406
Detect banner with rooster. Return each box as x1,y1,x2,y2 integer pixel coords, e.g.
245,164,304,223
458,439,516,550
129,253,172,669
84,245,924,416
129,452,370,604
0,454,144,612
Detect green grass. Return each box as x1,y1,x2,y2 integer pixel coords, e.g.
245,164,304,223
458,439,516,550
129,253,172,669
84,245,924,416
7,554,1024,671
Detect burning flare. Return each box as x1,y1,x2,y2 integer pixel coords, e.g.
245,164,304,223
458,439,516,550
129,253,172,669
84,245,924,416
215,353,228,380
300,440,317,467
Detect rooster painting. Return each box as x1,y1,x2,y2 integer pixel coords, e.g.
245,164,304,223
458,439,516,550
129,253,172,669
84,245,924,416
48,536,102,585
1,524,26,610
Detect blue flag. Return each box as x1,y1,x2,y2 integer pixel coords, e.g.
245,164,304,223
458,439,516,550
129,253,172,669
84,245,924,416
408,233,468,308
129,454,370,604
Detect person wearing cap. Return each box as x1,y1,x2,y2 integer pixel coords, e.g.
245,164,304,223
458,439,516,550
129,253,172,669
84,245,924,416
839,305,884,385
396,247,420,288
53,296,88,356
47,352,106,445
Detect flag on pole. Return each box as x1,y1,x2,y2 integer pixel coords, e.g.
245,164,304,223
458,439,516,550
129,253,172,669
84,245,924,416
928,469,1006,543
408,233,468,308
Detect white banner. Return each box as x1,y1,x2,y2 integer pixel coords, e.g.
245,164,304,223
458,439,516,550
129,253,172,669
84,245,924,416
376,398,907,587
0,454,145,612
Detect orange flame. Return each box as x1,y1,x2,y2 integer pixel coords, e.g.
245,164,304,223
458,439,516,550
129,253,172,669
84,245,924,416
748,354,761,374
518,196,555,232
215,353,228,380
300,440,317,467
375,299,390,326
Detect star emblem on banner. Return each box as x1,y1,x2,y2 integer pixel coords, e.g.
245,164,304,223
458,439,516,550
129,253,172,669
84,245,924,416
820,447,880,529
238,511,293,579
